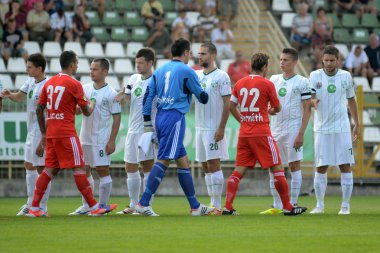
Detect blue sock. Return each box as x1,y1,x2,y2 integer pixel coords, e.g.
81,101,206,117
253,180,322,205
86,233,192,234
140,162,167,206
178,168,200,209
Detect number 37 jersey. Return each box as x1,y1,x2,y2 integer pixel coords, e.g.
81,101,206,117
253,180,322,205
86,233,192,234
230,75,280,137
38,73,88,138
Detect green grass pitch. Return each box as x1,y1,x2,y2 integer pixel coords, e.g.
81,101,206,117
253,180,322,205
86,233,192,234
0,196,379,253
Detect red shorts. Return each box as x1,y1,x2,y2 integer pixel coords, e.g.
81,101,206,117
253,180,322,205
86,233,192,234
236,136,282,169
45,136,85,169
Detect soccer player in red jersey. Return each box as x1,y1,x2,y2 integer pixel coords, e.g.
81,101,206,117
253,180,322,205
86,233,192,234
222,53,307,216
27,51,101,217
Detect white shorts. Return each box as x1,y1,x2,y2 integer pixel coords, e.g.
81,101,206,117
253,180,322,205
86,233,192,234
82,144,111,167
273,132,303,165
24,134,45,167
314,132,355,167
195,130,229,162
124,132,156,164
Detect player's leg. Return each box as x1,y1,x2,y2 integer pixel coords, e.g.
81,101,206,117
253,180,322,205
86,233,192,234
287,132,304,206
125,162,141,210
37,166,51,213
82,166,94,208
18,162,38,216
311,166,328,213
207,159,224,213
223,166,246,215
195,130,212,206
141,159,155,205
202,162,213,206
338,164,353,215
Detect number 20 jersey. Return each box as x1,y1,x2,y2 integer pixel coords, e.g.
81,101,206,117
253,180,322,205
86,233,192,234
38,73,88,138
230,75,280,137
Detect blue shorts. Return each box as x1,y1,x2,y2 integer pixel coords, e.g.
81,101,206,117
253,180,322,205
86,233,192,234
155,109,187,160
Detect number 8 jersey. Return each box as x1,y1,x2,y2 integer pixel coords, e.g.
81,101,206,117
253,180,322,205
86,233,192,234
231,75,280,137
38,73,88,138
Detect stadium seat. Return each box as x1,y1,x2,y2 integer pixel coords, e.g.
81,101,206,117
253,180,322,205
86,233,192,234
111,27,129,42
186,12,200,26
0,74,14,90
353,77,371,92
362,110,374,125
0,58,6,72
373,28,380,36
281,13,296,28
106,76,121,91
7,58,26,73
105,42,125,58
220,59,234,72
364,127,380,143
272,0,292,12
86,11,101,26
333,28,351,43
352,28,370,44
370,112,380,125
335,44,349,59
364,93,380,105
161,0,174,11
115,0,134,11
14,74,29,89
124,11,142,26
84,42,105,58
342,13,360,28
24,41,41,54
49,58,61,73
126,42,144,58
91,27,110,42
131,27,149,42
361,14,380,28
156,59,171,69
372,77,380,92
0,26,3,40
43,42,62,58
327,13,341,28
165,12,178,26
135,0,146,9
187,59,195,67
80,75,92,84
314,0,330,11
114,59,134,74
103,11,123,26
122,75,130,87
77,58,90,74
191,43,202,55
373,146,380,162
63,42,84,57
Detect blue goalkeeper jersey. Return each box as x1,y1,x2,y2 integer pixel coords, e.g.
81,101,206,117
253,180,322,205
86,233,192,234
143,60,208,118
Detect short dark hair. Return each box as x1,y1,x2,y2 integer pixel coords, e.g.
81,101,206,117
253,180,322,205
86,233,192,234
171,38,191,57
136,47,156,63
200,42,217,55
282,47,298,60
323,45,340,58
27,53,47,72
251,53,269,72
92,58,110,71
60,50,77,70
316,6,325,15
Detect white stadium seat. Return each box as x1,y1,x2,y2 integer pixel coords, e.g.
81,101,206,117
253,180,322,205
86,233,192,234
272,0,292,12
43,42,62,58
77,58,90,74
84,42,104,58
281,12,296,28
49,58,61,73
156,59,171,69
335,44,349,59
106,76,121,91
64,42,84,57
372,77,380,92
126,42,144,58
186,11,200,25
364,127,380,143
353,77,371,92
0,58,6,72
374,146,380,162
80,75,92,84
14,74,30,89
105,42,125,58
191,43,202,55
7,58,26,73
220,59,234,72
114,59,134,74
24,41,41,54
122,75,130,88
0,74,14,90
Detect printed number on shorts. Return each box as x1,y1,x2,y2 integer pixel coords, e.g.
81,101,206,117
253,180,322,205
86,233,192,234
99,150,104,157
210,143,219,151
46,85,66,110
240,87,260,112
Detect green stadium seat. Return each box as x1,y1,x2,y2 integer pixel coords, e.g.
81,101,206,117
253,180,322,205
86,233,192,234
136,0,147,9
314,0,330,11
333,28,351,43
115,0,135,11
375,0,380,12
131,27,149,42
370,113,380,125
373,28,380,35
86,11,101,26
111,27,130,42
352,28,370,44
0,26,3,40
91,27,110,42
103,11,123,26
161,0,174,11
361,14,380,28
124,11,143,26
165,12,178,26
342,13,360,28
327,13,341,28
364,94,380,105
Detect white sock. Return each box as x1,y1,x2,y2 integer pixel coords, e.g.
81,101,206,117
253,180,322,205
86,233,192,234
40,181,52,212
26,170,38,206
341,172,353,208
204,173,213,205
290,170,302,205
99,175,112,207
82,175,94,208
127,171,141,207
211,170,224,210
143,172,154,205
314,172,327,209
269,172,283,209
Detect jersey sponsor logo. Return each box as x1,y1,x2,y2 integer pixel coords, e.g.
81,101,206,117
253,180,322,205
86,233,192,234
134,87,142,96
28,90,33,99
47,112,64,120
240,113,264,122
327,84,336,93
278,87,287,97
157,96,175,105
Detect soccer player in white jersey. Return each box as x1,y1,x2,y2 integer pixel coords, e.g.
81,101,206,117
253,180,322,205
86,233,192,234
1,53,52,215
260,48,312,214
114,47,157,215
69,58,121,216
195,42,231,214
309,45,359,215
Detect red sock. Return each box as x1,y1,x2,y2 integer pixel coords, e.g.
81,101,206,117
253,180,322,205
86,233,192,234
273,170,293,211
74,172,97,208
32,170,52,208
224,170,243,210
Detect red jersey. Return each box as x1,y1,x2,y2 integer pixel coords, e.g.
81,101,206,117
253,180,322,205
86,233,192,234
38,73,88,138
231,75,280,137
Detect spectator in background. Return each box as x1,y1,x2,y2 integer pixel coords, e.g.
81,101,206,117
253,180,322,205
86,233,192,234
44,0,64,15
194,5,218,42
313,7,332,41
311,24,333,69
2,18,28,62
27,0,52,44
175,0,200,11
141,0,164,31
72,4,95,42
345,46,372,81
291,3,313,51
211,19,234,63
171,9,194,41
23,0,38,12
0,0,10,25
364,34,380,84
50,5,73,42
218,0,238,23
77,0,105,21
5,0,28,40
335,0,361,17
146,18,171,58
227,50,250,85
357,0,377,15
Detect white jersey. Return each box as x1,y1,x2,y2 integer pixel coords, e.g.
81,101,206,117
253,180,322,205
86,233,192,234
125,74,156,133
80,83,121,146
310,69,355,133
270,74,311,134
20,77,48,137
195,68,231,130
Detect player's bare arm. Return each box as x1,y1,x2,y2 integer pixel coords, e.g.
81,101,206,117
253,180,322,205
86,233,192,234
347,97,360,142
214,95,230,142
294,99,312,150
80,99,96,116
1,90,26,102
115,87,127,102
230,101,241,122
268,104,281,115
106,113,121,155
36,103,47,148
